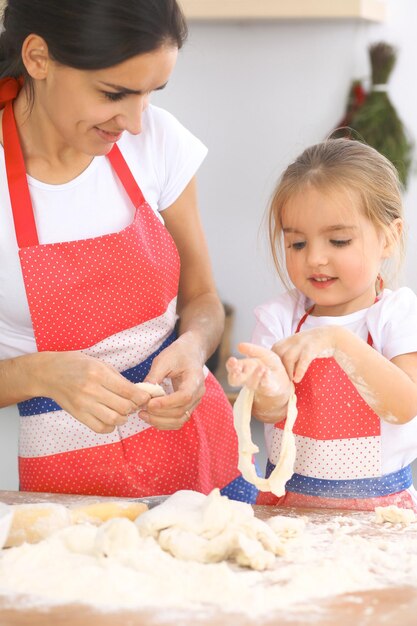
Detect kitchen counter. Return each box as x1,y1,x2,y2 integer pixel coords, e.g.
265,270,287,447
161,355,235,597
0,490,416,626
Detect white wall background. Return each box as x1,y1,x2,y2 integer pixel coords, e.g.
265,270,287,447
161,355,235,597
1,0,416,489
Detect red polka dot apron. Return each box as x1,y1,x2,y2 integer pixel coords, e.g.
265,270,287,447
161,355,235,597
257,307,416,511
2,93,257,502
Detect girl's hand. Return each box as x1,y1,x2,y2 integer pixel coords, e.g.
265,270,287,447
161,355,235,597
227,343,290,395
226,343,292,423
34,352,153,434
273,326,338,383
139,333,206,430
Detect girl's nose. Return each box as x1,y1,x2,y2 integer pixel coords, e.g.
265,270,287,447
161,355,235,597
306,243,328,268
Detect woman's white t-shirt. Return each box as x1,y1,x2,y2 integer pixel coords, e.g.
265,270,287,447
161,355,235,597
252,287,417,477
0,105,207,359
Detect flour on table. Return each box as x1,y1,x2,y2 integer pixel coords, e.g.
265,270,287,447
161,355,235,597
233,383,297,496
1,492,417,617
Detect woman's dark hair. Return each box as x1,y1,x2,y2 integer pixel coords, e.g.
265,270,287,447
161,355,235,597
0,0,188,78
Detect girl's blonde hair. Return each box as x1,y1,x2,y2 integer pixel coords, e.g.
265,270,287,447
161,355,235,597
268,138,405,288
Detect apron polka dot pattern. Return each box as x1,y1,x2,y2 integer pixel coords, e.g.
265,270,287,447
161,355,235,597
19,202,179,352
276,358,380,440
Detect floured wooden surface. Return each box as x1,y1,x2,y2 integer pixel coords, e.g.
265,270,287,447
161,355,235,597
0,492,416,625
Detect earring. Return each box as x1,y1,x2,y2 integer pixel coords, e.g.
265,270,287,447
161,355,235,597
376,273,384,294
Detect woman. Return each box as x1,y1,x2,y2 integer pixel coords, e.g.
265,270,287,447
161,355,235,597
0,0,256,502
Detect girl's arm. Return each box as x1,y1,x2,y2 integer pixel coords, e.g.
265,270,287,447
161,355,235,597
273,326,417,424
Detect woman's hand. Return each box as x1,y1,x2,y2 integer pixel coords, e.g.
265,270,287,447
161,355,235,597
226,343,292,423
138,332,206,430
273,326,338,383
33,351,152,434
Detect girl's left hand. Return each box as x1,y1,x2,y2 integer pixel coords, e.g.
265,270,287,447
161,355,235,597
137,334,206,430
273,326,338,383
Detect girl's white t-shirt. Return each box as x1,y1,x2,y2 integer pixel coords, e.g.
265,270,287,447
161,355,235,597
252,287,417,477
0,104,207,359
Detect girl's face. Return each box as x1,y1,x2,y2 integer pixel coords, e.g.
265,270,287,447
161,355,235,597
35,45,178,156
282,184,392,316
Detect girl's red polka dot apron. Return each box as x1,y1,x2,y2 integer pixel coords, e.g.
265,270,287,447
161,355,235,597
2,85,257,502
257,307,416,511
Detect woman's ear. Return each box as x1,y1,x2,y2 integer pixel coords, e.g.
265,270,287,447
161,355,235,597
21,34,50,80
382,218,403,258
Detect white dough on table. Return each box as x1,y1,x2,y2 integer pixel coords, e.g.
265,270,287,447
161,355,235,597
232,383,298,496
135,488,285,570
375,505,417,525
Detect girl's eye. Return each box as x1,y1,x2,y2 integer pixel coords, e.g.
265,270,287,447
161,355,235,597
330,239,352,247
291,241,306,250
103,91,127,102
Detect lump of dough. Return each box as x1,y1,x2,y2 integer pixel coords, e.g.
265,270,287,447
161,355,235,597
375,505,416,525
70,501,148,525
94,518,143,558
136,488,286,571
5,503,72,548
0,503,13,550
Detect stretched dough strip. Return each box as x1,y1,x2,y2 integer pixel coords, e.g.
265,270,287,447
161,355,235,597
233,383,298,497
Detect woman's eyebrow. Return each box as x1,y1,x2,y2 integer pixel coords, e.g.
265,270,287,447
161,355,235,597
98,81,168,94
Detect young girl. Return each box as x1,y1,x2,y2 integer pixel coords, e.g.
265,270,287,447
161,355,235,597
227,138,417,511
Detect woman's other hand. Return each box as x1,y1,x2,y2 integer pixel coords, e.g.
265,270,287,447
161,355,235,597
138,332,206,430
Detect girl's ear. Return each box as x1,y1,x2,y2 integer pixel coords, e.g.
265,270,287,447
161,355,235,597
382,218,403,258
21,34,50,80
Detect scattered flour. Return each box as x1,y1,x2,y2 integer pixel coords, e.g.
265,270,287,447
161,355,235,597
0,493,416,618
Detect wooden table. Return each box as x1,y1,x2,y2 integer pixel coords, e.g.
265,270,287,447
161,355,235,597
0,490,416,626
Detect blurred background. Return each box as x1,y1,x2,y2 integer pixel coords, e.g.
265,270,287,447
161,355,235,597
1,0,416,488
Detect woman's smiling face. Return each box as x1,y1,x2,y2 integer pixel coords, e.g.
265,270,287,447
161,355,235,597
36,44,178,156
282,184,392,316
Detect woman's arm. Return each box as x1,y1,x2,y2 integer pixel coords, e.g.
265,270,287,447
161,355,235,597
0,352,152,433
165,176,225,363
141,176,225,429
273,326,417,424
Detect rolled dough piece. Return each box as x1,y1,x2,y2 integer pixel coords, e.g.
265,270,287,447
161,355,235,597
5,503,72,548
233,382,298,497
70,501,148,525
135,382,166,397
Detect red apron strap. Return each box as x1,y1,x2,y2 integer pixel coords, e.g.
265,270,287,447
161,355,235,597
296,302,374,345
295,305,314,333
3,102,39,248
3,101,146,249
106,143,145,208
